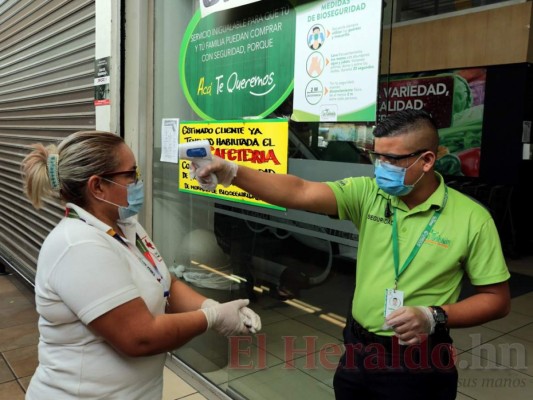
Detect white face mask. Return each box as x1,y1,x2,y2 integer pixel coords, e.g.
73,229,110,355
96,179,144,219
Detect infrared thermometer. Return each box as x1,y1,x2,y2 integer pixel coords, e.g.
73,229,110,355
178,140,218,189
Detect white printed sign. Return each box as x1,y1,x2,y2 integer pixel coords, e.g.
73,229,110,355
292,1,382,122
160,118,179,163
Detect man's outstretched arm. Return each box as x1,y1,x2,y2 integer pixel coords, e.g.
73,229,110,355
196,156,339,215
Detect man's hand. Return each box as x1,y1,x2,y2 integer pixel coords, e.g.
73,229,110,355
384,306,435,345
191,155,238,191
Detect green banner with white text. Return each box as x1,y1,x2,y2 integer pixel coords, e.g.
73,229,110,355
180,0,296,120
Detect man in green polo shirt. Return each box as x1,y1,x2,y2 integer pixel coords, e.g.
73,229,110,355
191,109,511,400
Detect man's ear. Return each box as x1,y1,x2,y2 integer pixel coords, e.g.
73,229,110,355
422,151,436,172
87,175,105,198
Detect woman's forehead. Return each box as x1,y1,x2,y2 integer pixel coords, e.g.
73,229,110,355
116,144,136,168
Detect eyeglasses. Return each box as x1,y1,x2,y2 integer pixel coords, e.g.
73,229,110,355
101,167,141,184
367,149,428,167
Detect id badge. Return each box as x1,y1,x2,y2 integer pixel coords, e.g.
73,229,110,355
142,236,164,262
384,288,404,317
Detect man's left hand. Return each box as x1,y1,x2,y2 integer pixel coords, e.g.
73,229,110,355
384,306,435,345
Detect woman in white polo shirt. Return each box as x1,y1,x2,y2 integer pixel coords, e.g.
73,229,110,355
21,130,260,399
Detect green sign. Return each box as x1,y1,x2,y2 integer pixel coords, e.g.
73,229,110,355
180,0,296,120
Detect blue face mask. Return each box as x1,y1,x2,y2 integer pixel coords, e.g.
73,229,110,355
374,159,424,197
98,179,144,219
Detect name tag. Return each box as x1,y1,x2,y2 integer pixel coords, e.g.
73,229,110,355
384,288,404,317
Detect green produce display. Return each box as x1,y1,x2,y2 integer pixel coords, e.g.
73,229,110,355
435,153,463,176
438,123,482,153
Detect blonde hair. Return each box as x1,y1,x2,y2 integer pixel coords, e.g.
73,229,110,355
21,131,125,209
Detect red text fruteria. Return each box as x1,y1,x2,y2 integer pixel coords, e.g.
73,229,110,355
213,148,281,165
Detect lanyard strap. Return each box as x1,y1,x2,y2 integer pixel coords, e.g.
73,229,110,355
66,208,169,298
391,187,448,288
133,233,166,284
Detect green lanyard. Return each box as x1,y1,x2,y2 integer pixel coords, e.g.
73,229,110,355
391,187,448,289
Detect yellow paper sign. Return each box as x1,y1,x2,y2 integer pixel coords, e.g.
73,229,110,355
178,119,289,210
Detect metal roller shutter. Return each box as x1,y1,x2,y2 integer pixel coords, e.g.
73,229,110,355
0,0,96,283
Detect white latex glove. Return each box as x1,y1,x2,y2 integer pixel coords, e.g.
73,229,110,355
191,155,238,191
383,306,435,345
240,306,262,334
201,298,219,309
189,162,218,192
200,299,251,336
201,298,261,334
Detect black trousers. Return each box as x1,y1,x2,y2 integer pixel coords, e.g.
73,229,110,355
333,315,458,400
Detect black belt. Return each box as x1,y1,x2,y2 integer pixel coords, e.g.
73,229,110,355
349,316,451,347
350,317,395,346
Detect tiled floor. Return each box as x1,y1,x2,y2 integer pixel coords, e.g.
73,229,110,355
0,270,208,400
1,255,532,400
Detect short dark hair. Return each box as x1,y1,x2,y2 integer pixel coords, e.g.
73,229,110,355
374,109,437,138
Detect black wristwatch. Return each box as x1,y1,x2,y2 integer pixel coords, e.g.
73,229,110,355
430,306,448,332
